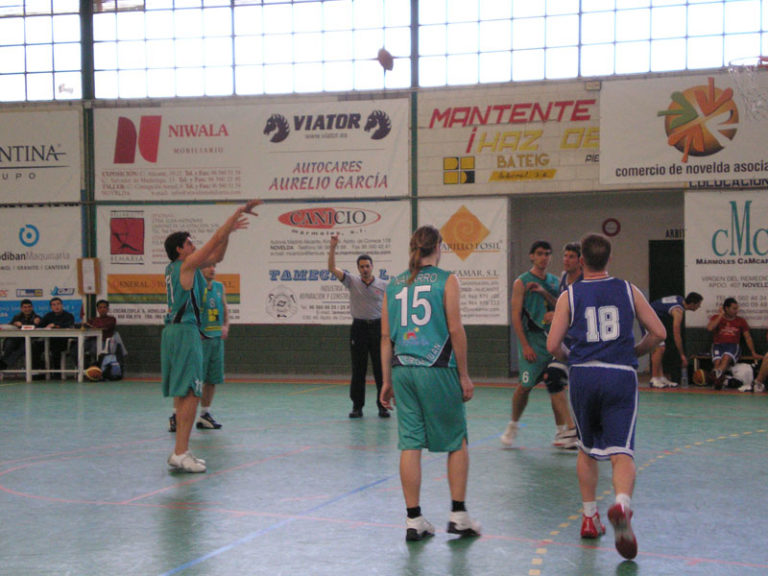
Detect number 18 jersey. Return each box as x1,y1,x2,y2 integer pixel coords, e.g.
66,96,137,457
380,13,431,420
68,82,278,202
566,276,638,368
386,265,456,368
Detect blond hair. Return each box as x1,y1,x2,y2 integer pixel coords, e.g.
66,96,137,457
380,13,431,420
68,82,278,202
408,226,442,284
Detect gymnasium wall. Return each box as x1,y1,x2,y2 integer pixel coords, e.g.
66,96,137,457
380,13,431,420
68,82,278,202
3,70,768,379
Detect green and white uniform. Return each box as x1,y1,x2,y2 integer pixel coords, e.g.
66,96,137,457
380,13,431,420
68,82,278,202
161,260,206,398
516,270,559,388
387,265,466,453
201,280,225,386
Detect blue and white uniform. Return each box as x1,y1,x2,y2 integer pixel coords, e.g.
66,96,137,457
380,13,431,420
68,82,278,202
566,276,639,460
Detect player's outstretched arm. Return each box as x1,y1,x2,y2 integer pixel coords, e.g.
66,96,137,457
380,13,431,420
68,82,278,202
187,200,262,272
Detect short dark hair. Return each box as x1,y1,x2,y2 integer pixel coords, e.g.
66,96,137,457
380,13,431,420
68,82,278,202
165,231,190,261
529,240,552,254
580,233,611,270
357,254,373,267
723,297,737,308
563,242,581,257
20,299,33,307
96,299,109,308
49,297,62,305
684,292,703,305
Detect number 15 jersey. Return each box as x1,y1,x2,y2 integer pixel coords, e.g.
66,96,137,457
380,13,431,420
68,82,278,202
565,276,638,368
386,265,456,368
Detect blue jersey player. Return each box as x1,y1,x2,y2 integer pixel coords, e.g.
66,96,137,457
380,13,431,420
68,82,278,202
547,233,666,560
648,293,702,388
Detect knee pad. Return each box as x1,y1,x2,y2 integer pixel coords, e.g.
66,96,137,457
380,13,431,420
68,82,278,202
538,362,569,394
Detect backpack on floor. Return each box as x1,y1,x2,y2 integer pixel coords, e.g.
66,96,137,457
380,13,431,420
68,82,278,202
98,352,123,381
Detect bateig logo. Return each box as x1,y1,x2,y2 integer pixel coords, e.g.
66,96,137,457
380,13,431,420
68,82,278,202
278,207,381,229
263,110,391,142
709,201,768,257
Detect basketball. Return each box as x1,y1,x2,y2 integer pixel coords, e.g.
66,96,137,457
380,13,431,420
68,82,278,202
692,368,707,386
85,365,103,381
377,48,394,71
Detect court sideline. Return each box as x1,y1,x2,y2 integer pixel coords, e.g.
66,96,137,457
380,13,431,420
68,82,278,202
1,376,766,576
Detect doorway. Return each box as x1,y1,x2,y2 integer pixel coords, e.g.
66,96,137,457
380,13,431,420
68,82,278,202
649,239,684,381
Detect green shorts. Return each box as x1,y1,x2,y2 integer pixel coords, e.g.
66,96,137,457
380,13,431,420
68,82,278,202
161,323,203,398
517,330,551,388
392,366,467,453
202,337,224,385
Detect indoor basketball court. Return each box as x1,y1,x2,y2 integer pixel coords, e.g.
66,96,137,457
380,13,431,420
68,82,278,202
1,377,765,576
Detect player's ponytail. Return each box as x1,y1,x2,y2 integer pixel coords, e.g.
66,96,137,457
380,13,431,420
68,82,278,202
408,226,441,284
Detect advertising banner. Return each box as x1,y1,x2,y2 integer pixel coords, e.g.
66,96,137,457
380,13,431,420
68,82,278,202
601,73,768,187
684,191,768,328
418,199,508,325
94,99,409,201
0,207,82,323
418,84,600,196
96,201,411,324
0,109,82,203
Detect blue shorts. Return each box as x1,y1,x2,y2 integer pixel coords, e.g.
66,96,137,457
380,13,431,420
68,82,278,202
202,337,224,385
712,343,740,363
568,363,638,461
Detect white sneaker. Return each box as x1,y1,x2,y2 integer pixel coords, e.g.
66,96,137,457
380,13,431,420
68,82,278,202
500,421,518,448
649,378,667,389
553,427,578,450
738,382,753,392
754,381,765,393
405,516,435,541
447,511,482,537
661,377,679,388
167,451,206,473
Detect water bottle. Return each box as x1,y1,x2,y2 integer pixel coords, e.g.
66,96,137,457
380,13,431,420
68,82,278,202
680,368,689,388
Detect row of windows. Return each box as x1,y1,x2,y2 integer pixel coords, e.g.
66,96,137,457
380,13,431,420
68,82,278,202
0,0,766,101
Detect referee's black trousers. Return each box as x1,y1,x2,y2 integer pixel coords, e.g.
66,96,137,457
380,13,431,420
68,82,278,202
349,318,383,411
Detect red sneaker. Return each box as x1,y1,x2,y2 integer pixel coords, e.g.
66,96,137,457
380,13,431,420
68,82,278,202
607,503,638,560
580,512,606,539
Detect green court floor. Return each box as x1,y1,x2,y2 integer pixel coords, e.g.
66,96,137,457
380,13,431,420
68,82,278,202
1,376,766,576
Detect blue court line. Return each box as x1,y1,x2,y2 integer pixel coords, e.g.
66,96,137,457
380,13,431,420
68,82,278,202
158,432,503,576
157,471,397,576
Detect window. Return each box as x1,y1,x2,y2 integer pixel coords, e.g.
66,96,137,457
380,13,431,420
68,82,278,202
0,0,81,101
0,0,766,101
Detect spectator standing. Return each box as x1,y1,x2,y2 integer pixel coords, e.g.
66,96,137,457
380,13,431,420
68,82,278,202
328,234,389,418
547,233,666,559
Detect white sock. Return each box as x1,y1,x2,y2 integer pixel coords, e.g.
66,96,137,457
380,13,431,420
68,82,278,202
200,406,210,415
583,501,598,516
557,424,568,433
615,493,632,510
